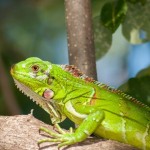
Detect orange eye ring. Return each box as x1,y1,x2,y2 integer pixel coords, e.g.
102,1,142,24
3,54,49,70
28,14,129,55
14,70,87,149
31,65,39,72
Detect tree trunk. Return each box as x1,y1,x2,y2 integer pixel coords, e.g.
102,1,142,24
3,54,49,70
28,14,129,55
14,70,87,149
64,0,97,80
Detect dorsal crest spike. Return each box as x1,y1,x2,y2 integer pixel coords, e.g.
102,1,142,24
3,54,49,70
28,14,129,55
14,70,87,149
94,81,150,111
60,64,150,111
60,65,95,83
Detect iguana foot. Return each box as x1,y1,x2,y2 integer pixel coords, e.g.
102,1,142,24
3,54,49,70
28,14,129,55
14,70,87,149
38,124,76,149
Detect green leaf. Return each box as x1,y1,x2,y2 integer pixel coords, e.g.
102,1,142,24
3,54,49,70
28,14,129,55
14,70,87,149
119,67,150,107
136,66,150,78
122,1,150,44
93,16,112,59
91,0,111,17
101,0,128,33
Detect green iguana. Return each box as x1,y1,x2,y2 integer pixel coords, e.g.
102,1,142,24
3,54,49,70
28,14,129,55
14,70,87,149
10,57,150,150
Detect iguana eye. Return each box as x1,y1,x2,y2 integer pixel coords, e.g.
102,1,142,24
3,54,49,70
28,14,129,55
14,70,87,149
31,65,39,72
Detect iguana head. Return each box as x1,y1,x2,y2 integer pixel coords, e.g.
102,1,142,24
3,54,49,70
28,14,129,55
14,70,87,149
10,57,66,124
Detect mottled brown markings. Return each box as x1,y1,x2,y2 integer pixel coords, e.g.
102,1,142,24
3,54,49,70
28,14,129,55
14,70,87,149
90,92,97,105
63,65,95,82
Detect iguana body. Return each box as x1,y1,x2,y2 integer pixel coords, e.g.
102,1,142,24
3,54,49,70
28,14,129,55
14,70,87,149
11,57,150,149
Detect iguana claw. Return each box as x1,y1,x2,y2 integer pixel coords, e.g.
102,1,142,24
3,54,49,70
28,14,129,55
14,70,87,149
38,124,75,148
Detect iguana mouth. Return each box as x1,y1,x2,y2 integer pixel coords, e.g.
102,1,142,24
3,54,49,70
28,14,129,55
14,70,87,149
13,78,62,124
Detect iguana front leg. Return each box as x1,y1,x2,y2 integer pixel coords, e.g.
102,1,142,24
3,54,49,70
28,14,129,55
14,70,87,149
38,109,104,148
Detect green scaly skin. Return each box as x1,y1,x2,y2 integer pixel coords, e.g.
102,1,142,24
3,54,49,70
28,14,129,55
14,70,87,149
10,57,150,150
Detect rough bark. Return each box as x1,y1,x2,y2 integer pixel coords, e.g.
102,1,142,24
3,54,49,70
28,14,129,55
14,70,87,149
65,0,97,79
0,114,138,150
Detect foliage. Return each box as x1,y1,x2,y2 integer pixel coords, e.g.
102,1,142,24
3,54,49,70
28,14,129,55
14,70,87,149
119,67,150,107
92,0,150,59
0,0,67,63
101,0,127,33
93,17,112,59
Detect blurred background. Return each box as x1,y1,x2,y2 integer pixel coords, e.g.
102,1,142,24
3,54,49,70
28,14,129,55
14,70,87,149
0,0,150,127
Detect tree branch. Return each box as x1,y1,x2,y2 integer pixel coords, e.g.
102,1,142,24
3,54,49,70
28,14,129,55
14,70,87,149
0,114,138,150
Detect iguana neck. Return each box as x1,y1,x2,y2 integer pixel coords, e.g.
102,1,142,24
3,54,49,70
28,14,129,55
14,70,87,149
50,64,92,103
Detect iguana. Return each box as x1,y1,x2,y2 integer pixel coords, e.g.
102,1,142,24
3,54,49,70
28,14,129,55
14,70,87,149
10,57,150,150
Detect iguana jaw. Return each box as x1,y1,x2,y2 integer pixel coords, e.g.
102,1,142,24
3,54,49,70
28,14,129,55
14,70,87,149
13,78,64,124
